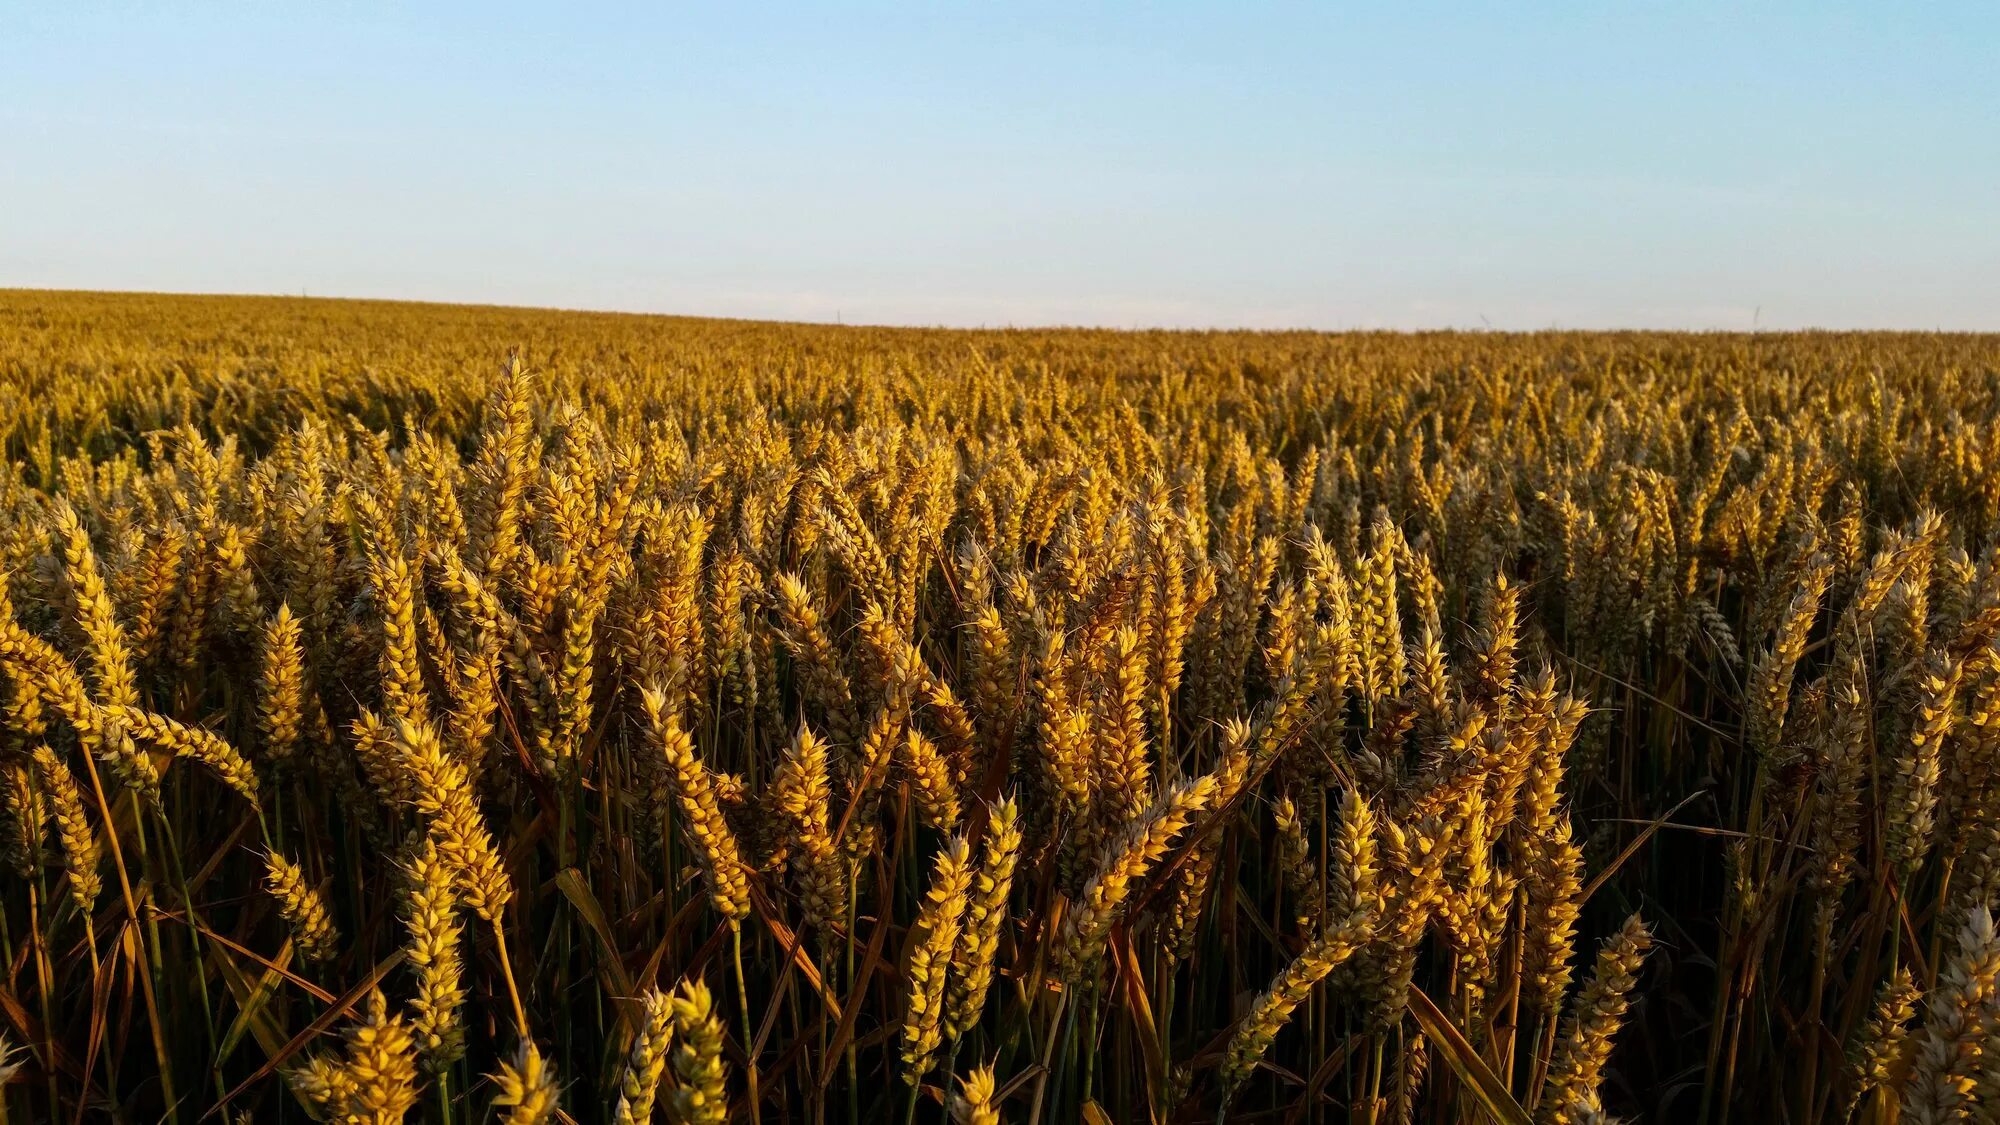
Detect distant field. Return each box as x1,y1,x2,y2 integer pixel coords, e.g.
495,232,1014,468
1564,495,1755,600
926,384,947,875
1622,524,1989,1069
2,289,1998,1123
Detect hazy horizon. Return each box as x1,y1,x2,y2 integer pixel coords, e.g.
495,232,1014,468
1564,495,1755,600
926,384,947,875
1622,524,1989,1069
17,284,2000,337
5,4,1997,331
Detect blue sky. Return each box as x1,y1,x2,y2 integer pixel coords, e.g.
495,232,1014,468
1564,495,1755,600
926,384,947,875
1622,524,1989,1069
2,4,1995,329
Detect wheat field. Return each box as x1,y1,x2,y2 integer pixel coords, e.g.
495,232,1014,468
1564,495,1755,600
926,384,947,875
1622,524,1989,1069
1,290,1998,1123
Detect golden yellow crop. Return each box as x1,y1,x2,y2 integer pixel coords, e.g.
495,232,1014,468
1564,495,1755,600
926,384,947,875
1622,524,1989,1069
1,289,1998,1122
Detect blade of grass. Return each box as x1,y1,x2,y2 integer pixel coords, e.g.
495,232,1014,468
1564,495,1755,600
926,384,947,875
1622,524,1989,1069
1405,985,1531,1125
554,866,638,1009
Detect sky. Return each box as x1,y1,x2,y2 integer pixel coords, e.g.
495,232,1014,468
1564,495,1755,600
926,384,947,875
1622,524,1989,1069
2,4,1996,330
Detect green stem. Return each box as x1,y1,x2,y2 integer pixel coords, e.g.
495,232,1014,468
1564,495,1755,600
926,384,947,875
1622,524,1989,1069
735,923,762,1125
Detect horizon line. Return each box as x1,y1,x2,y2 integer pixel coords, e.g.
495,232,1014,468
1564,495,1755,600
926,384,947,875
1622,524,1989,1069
3,284,1993,337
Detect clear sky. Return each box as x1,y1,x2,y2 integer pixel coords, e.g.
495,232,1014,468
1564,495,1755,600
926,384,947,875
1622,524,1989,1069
3,4,1995,330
